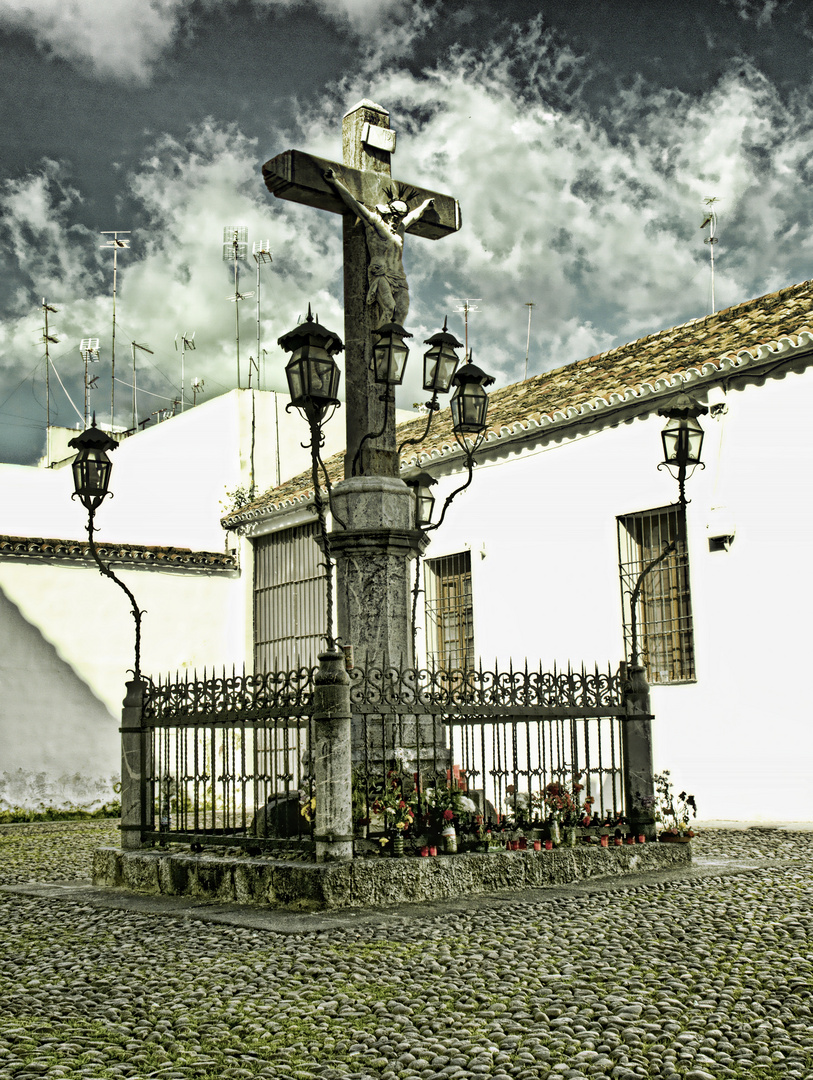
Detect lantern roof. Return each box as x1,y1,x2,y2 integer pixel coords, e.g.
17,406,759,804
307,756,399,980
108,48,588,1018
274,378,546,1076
451,357,496,388
424,318,463,350
277,305,344,354
657,392,709,420
405,470,437,489
374,321,412,340
67,415,118,454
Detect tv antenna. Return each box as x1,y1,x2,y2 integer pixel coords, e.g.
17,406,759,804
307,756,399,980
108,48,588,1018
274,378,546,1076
453,298,482,357
174,331,196,412
253,240,272,391
40,299,58,465
191,377,205,407
700,197,720,314
79,338,101,428
100,231,130,428
523,302,536,381
223,226,252,389
130,341,153,431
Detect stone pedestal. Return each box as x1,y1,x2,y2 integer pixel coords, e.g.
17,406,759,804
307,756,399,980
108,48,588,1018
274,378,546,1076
330,475,427,666
313,652,353,863
622,663,656,840
120,679,148,851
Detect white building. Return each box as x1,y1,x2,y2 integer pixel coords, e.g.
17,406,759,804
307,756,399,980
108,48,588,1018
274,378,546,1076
0,388,352,810
225,279,813,823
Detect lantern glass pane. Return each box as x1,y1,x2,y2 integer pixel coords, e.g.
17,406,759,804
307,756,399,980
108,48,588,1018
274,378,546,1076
374,334,409,385
423,343,458,393
686,418,704,464
451,383,488,433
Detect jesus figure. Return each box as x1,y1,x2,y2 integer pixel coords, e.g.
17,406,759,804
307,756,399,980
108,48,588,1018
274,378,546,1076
324,167,435,328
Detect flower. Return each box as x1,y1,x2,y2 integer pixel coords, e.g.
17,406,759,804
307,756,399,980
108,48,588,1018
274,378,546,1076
443,808,455,822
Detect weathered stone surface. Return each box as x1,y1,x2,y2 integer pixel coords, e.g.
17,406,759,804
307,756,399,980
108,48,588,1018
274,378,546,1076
92,843,691,911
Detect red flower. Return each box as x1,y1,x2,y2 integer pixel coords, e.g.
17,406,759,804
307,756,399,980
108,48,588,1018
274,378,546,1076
443,808,455,821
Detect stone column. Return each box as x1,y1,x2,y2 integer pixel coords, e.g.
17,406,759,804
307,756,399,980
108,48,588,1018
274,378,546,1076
120,678,148,851
622,662,657,840
313,651,353,862
330,475,428,666
341,100,398,478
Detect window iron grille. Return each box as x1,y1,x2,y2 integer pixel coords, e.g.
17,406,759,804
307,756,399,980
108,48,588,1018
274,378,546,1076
617,504,696,684
424,551,475,671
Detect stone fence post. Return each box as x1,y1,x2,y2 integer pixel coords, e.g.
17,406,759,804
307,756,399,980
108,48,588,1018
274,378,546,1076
313,651,353,862
621,662,657,841
120,678,148,851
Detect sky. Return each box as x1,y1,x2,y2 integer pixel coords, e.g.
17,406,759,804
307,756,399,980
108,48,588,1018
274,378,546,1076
1,0,813,466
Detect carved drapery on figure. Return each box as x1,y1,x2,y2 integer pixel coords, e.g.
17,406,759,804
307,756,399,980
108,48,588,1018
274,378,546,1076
323,169,435,329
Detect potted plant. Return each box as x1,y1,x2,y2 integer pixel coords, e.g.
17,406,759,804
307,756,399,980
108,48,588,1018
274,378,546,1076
654,771,697,842
424,782,478,853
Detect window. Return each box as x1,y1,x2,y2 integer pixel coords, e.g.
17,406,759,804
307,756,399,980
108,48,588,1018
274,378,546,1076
424,551,474,670
253,523,325,671
617,505,696,684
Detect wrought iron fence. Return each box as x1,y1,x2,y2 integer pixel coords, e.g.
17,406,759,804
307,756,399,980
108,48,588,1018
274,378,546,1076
136,660,629,851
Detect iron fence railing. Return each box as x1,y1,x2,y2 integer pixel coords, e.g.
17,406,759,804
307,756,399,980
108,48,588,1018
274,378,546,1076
136,661,631,851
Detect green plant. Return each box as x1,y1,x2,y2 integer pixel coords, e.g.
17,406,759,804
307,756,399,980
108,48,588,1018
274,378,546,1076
654,770,697,834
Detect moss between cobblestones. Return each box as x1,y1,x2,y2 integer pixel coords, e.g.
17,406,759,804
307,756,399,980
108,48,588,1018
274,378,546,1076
1,826,812,1080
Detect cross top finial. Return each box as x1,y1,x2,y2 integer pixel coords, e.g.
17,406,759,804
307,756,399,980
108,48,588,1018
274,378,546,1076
344,99,388,119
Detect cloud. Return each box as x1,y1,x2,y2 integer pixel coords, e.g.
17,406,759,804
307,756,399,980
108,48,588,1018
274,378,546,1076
0,0,437,82
0,0,187,82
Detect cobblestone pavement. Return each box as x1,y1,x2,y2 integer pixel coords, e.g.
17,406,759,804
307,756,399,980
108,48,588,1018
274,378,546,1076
1,822,812,1080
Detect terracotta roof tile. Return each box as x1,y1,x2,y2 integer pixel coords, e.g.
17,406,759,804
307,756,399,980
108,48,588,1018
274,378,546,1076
0,535,238,571
225,278,813,526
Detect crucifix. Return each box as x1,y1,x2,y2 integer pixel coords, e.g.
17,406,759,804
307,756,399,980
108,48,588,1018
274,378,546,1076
262,99,462,478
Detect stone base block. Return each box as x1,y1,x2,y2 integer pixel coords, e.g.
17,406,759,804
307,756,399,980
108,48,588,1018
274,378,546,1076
92,842,691,912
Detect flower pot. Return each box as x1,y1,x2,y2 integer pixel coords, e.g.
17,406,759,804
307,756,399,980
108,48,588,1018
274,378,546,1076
548,820,561,846
533,840,542,852
441,825,457,854
544,840,553,850
518,837,528,850
638,834,646,844
659,833,692,843
625,837,635,845
429,845,438,856
613,837,622,846
509,839,520,851
599,835,609,848
393,834,405,857
420,846,429,857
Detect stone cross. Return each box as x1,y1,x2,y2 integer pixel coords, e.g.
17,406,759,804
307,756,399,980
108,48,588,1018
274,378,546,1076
263,99,461,478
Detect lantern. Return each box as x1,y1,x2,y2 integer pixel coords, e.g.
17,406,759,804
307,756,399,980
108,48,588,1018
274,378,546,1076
406,471,437,528
422,320,463,395
450,356,495,435
278,306,343,419
657,392,708,504
372,322,411,387
68,416,118,512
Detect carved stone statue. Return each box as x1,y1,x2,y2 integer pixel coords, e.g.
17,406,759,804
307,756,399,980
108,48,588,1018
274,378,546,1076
324,167,435,328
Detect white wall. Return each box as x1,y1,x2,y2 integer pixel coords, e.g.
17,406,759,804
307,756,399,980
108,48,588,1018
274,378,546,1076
0,557,244,809
0,388,354,552
416,368,813,821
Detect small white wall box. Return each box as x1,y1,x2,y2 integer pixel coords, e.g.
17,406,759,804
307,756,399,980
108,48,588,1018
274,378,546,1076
706,383,728,416
707,507,736,551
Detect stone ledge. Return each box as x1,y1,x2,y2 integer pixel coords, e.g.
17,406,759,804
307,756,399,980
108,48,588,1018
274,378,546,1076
92,843,691,911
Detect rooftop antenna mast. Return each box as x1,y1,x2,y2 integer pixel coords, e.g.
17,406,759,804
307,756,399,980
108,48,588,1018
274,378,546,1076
453,298,482,357
191,377,205,407
79,338,101,428
253,240,272,390
40,299,58,465
130,341,153,431
100,231,130,429
523,301,536,381
174,331,195,412
223,226,252,389
700,197,720,314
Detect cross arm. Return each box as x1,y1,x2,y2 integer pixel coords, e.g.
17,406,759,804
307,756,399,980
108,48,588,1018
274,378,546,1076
262,150,461,240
